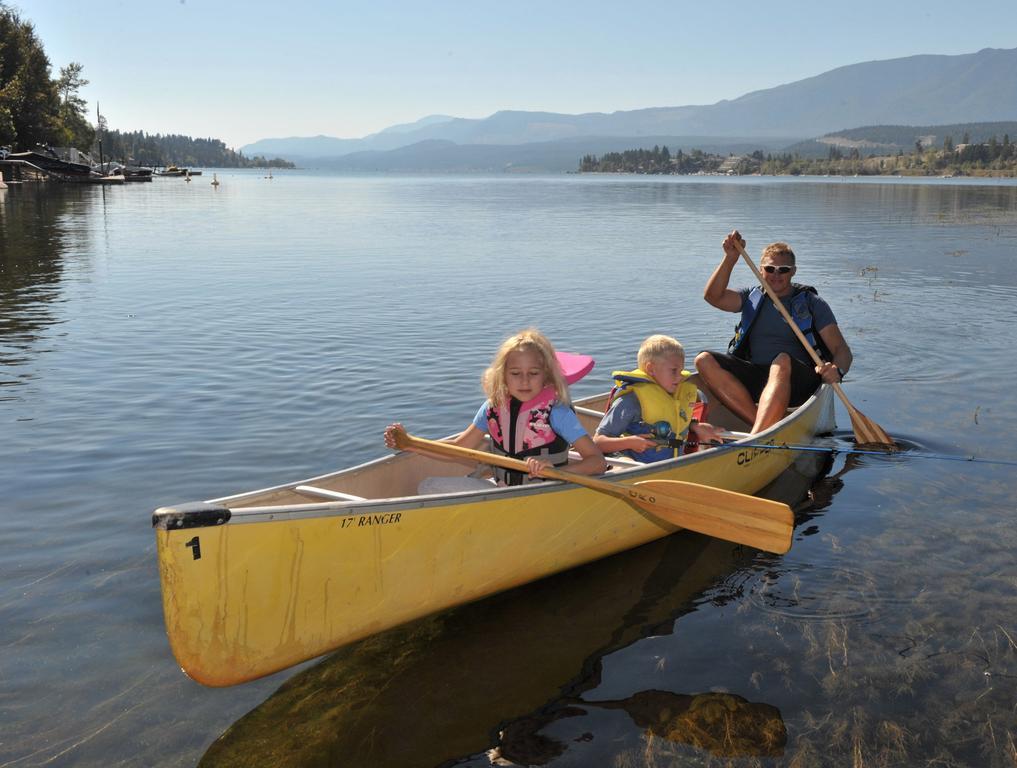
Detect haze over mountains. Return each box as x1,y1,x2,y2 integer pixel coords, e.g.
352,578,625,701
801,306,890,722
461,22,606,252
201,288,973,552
242,47,1017,171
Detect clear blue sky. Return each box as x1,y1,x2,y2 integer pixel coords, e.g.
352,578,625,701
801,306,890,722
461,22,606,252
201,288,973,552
11,0,1017,149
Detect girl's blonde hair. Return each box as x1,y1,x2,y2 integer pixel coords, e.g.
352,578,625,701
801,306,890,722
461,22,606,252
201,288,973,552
482,328,570,407
637,334,685,370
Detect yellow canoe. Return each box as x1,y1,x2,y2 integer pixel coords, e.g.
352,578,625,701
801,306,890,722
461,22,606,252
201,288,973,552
153,382,835,686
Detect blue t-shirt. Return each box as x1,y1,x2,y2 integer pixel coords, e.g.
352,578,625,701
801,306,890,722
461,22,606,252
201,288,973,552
472,400,588,444
594,395,643,438
739,287,836,366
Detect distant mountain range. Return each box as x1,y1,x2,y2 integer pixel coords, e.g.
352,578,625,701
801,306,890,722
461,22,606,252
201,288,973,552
242,47,1017,171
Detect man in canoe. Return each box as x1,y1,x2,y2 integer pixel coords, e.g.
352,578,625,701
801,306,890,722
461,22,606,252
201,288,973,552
694,231,853,433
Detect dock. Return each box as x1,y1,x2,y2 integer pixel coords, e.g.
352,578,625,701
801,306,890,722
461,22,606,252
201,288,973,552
0,157,127,184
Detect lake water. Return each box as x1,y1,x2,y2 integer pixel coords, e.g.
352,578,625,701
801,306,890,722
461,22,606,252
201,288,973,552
2,171,1016,767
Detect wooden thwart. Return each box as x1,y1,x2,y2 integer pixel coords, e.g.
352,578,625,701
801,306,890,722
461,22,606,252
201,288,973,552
733,240,895,448
390,427,795,555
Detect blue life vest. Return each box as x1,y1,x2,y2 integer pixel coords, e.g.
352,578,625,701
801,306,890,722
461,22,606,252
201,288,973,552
728,284,833,362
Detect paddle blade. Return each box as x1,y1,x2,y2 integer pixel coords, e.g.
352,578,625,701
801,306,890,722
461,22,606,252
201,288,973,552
847,409,895,450
631,480,794,555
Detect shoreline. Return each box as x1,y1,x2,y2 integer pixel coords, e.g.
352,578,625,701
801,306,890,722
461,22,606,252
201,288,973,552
578,169,1017,179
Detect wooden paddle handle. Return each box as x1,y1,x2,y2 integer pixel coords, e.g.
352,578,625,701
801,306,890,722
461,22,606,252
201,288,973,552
390,426,591,486
392,426,672,500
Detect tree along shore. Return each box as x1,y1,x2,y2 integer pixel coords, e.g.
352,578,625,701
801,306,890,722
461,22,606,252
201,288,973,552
580,139,1017,177
96,129,294,169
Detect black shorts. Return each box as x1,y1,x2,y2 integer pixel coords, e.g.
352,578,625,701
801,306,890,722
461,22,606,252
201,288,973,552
707,351,822,407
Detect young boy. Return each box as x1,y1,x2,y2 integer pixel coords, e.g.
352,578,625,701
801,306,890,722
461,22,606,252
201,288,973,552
594,335,723,463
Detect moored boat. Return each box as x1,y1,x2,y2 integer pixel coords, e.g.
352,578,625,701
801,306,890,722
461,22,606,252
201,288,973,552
108,163,153,182
153,379,835,687
4,147,93,178
156,165,203,177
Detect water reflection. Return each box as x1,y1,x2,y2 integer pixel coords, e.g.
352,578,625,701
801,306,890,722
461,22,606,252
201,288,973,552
717,449,879,623
824,179,1017,227
0,185,83,392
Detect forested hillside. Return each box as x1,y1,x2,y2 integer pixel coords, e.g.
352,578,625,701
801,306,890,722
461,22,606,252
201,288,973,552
786,121,1017,157
97,130,293,168
581,125,1017,177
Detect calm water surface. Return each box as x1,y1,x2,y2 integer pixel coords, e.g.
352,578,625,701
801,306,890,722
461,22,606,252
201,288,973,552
2,171,1016,767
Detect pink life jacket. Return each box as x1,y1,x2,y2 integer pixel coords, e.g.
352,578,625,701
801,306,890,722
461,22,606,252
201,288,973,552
485,385,571,486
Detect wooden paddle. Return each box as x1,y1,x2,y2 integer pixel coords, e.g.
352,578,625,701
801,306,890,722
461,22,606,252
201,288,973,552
389,426,794,555
733,240,895,448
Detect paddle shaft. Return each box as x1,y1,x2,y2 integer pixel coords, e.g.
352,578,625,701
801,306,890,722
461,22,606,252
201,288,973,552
733,241,893,446
394,430,639,496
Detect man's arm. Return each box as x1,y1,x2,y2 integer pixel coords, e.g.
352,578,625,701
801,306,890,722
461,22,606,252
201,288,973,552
816,324,853,384
704,231,746,312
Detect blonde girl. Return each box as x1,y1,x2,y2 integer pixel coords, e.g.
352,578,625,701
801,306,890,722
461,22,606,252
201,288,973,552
385,328,605,485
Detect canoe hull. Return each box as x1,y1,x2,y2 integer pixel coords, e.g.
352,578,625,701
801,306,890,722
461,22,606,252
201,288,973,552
155,386,834,686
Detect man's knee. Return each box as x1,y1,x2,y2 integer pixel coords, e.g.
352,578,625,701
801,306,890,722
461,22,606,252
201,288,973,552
770,353,792,375
694,351,716,371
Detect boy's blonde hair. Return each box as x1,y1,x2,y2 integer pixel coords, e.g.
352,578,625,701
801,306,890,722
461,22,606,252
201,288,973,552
637,334,685,370
483,328,570,407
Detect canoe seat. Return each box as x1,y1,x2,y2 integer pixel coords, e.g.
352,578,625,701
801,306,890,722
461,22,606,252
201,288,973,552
606,454,641,466
294,485,365,502
606,456,642,472
569,450,641,471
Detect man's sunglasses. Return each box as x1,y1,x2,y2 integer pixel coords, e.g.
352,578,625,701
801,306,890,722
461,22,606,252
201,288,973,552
762,265,794,274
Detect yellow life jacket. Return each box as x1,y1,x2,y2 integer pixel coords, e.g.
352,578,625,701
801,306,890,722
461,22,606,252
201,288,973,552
609,368,699,461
